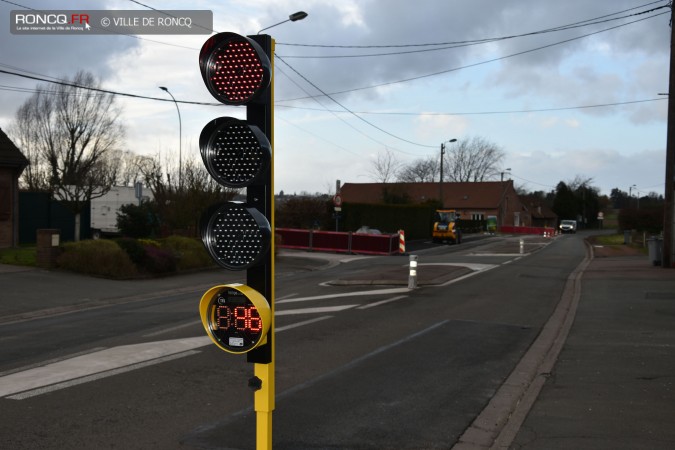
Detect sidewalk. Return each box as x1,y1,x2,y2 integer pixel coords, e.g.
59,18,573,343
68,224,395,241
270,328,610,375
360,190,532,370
510,247,675,449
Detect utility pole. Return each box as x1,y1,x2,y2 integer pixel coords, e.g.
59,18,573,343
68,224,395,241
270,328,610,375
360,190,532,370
439,142,445,207
663,2,675,268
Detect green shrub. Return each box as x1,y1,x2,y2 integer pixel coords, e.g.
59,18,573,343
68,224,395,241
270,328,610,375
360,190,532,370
161,236,213,270
114,238,146,265
57,240,137,279
141,244,177,274
116,202,159,238
139,238,161,248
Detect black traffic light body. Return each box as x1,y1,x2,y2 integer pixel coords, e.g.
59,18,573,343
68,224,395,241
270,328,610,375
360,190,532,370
198,32,274,364
244,34,274,365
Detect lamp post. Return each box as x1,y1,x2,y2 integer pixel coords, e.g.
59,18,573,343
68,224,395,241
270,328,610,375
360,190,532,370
159,86,182,190
439,138,457,207
258,11,308,34
629,184,637,208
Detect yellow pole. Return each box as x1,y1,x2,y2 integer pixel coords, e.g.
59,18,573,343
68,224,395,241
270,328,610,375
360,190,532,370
254,362,274,450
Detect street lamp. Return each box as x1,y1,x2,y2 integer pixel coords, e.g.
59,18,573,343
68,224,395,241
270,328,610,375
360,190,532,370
258,11,308,34
629,184,637,208
501,168,512,182
439,138,457,207
159,86,182,190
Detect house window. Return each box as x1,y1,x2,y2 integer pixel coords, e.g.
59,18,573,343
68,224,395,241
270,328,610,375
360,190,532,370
471,212,484,221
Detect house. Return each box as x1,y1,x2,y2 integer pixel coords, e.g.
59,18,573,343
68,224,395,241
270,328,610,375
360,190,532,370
0,128,29,248
340,181,529,227
520,194,558,228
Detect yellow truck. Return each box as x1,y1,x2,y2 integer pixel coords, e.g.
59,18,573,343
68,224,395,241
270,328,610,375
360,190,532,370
432,209,462,244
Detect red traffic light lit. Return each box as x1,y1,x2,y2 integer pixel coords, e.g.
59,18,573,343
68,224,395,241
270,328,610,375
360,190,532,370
199,32,271,105
200,202,271,271
199,117,271,189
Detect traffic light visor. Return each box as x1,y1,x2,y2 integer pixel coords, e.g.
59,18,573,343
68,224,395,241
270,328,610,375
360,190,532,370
199,32,271,105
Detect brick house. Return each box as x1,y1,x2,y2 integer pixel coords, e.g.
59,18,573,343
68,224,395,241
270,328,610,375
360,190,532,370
0,128,29,248
520,194,558,228
340,181,529,227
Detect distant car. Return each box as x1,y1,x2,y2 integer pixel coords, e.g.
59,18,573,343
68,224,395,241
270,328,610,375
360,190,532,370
559,220,577,234
355,226,382,235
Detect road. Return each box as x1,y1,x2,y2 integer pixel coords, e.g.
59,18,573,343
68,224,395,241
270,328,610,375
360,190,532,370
0,233,586,449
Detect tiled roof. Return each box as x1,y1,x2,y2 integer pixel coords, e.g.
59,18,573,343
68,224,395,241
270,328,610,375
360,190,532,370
0,127,29,170
340,181,515,209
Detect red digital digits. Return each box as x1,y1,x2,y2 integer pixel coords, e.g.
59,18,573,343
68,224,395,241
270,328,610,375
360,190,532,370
216,304,261,333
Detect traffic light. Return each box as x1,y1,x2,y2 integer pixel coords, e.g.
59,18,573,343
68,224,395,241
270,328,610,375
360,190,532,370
198,32,274,364
199,284,271,354
199,32,271,106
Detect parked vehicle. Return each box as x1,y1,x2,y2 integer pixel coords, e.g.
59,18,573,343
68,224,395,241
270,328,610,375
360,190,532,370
432,209,461,244
559,219,577,234
90,185,152,238
355,226,382,235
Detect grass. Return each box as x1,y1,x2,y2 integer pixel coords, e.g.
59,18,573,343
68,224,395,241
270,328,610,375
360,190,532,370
593,234,626,246
0,246,36,266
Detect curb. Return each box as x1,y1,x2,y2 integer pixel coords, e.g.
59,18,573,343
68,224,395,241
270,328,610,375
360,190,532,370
452,241,591,449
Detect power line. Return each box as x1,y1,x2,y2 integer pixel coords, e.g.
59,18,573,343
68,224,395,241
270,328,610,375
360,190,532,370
276,2,670,59
276,98,667,116
277,1,667,49
276,55,436,149
276,64,416,155
0,68,226,106
277,10,669,102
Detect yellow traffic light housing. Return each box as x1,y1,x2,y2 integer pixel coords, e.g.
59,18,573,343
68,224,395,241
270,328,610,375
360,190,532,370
199,284,271,354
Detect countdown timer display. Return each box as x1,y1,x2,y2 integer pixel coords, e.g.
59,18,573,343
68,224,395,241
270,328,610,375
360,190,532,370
199,284,271,354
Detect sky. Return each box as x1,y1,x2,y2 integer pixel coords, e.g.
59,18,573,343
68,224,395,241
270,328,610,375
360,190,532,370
0,0,672,198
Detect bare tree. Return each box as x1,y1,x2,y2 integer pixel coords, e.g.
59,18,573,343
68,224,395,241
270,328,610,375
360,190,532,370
444,136,505,182
9,70,125,240
8,102,49,190
397,156,439,182
141,153,238,235
368,148,402,183
112,150,157,187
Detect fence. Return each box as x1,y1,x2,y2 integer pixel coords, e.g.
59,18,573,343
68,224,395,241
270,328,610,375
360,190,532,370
277,228,400,255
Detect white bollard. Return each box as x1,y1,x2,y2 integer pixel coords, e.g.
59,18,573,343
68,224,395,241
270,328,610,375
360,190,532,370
408,254,418,289
519,238,524,254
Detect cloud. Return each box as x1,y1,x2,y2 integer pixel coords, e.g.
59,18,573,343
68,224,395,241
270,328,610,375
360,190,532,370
0,0,669,198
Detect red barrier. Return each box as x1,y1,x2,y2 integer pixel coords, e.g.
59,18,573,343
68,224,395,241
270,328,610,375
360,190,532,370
276,228,399,255
499,226,556,236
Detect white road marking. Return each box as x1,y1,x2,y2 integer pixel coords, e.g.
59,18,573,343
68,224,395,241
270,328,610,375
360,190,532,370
142,319,201,337
8,350,201,400
1,258,508,400
276,287,409,304
0,337,211,399
276,305,359,315
276,316,333,332
357,295,408,309
419,262,497,271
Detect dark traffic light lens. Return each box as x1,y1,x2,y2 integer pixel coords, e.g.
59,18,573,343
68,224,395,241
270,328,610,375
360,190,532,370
199,117,271,188
200,202,271,270
199,32,271,105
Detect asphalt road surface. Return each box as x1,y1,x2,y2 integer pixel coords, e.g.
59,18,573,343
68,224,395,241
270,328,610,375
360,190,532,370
0,233,586,449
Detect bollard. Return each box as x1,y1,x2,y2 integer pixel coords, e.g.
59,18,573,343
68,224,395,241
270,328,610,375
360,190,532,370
399,229,406,254
408,254,418,289
519,238,524,254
